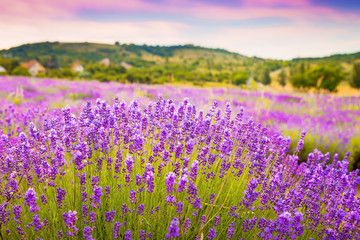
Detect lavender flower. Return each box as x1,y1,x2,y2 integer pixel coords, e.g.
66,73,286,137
125,154,135,173
214,216,221,226
40,195,47,205
184,218,191,234
89,212,96,223
125,230,132,240
56,188,67,208
208,227,217,240
130,190,137,203
200,215,206,226
24,188,40,213
165,172,177,193
12,205,22,224
138,204,145,215
90,186,103,208
113,222,121,239
139,230,146,240
62,210,78,237
177,174,189,192
165,195,176,205
227,222,235,239
176,202,184,215
166,218,180,239
105,210,115,223
83,226,95,240
26,214,44,231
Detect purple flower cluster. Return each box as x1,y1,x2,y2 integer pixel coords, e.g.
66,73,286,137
166,218,180,239
165,172,176,193
26,214,44,232
105,210,115,223
62,210,78,237
24,188,40,214
83,226,95,240
56,188,67,208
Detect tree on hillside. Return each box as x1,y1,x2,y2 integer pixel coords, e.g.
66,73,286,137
0,58,19,73
261,68,271,85
305,65,344,92
45,55,59,69
232,71,249,85
61,68,76,79
253,65,271,85
350,62,360,90
290,62,312,90
278,68,287,87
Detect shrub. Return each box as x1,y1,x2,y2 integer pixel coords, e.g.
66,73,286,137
11,66,31,76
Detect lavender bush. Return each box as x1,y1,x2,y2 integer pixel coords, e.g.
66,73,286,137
0,96,359,239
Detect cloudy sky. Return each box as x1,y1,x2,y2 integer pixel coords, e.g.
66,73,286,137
0,0,360,59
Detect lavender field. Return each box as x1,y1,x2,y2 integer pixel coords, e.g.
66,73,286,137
0,76,360,239
1,76,359,168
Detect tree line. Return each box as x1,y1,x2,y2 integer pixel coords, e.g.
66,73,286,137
277,62,360,92
1,56,359,92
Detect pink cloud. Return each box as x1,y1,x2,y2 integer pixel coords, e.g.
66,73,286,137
241,0,310,7
0,0,359,26
0,0,359,58
0,0,155,19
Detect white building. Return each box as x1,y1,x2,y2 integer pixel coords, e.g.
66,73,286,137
99,58,111,67
20,60,46,76
0,65,7,73
120,61,133,69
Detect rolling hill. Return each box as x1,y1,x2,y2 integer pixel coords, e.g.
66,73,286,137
0,42,359,88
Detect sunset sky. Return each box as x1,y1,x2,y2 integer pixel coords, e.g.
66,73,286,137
0,0,360,59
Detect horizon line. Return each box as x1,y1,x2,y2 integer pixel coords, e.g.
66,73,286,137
1,40,360,61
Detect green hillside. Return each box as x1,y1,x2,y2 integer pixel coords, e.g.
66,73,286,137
293,52,360,64
0,41,251,66
0,41,272,84
0,42,359,91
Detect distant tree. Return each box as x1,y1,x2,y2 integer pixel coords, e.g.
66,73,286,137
61,68,76,79
115,41,120,46
46,55,59,69
93,72,110,82
255,67,271,85
282,61,289,67
215,72,230,83
252,65,262,82
290,74,308,90
305,65,344,92
11,66,30,76
36,72,47,78
126,71,151,84
350,62,360,90
278,68,287,87
232,71,249,85
0,58,19,73
192,60,200,66
299,62,305,75
264,60,282,71
78,71,91,79
48,69,63,78
290,62,311,90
